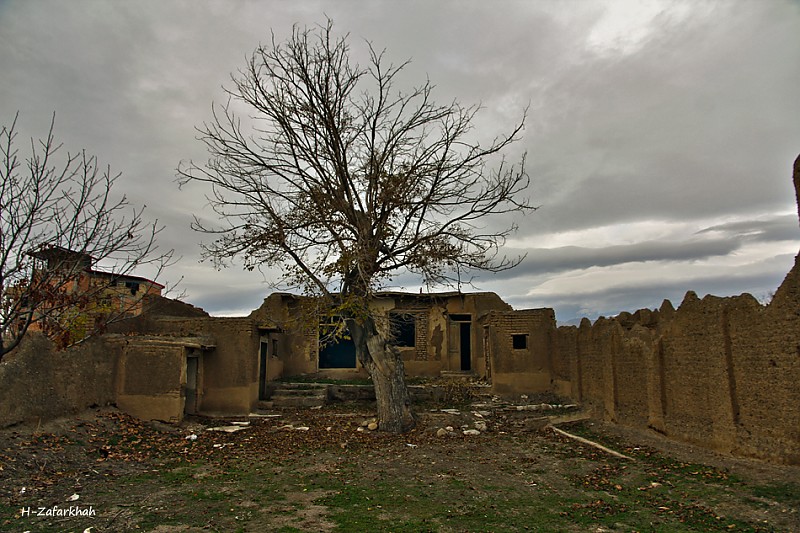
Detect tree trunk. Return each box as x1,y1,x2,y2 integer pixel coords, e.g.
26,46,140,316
347,316,416,433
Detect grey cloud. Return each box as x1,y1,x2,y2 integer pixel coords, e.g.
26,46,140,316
505,261,793,324
183,276,271,316
524,2,800,233
502,237,742,279
1,1,799,318
697,215,800,243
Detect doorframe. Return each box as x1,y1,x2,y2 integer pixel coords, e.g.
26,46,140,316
184,351,201,415
258,340,269,400
448,314,473,371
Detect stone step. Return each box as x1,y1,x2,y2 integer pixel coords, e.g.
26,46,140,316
273,382,330,390
259,383,329,409
439,370,477,381
260,395,326,408
271,386,328,397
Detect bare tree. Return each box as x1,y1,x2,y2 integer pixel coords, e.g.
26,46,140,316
178,21,533,432
0,113,173,360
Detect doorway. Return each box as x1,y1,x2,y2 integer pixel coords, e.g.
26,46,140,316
448,314,472,371
259,341,269,400
460,322,471,371
185,355,199,415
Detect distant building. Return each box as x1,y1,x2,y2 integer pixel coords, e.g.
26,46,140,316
21,246,163,340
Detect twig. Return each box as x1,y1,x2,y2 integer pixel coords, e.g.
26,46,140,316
550,426,633,461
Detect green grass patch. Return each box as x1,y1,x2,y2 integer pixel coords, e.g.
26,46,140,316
749,481,800,506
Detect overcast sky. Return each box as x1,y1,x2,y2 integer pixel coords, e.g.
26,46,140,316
1,0,799,323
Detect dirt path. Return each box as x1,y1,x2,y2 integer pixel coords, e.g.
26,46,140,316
1,405,798,532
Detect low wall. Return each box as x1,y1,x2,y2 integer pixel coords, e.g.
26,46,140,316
0,334,119,427
555,258,800,464
115,338,187,423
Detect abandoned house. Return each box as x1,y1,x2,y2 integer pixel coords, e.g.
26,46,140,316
105,290,556,423
1,156,799,464
20,246,164,331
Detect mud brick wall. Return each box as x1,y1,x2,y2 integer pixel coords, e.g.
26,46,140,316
197,318,260,414
656,293,738,451
0,334,119,427
487,308,556,394
249,293,319,377
118,315,261,416
612,326,653,428
558,274,800,463
570,317,652,425
412,309,430,360
551,156,800,463
552,325,579,398
572,319,608,413
728,257,800,463
116,339,186,423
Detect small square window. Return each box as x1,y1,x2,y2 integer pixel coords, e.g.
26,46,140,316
512,334,528,350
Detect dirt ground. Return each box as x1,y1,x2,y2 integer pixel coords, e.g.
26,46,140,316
1,400,798,532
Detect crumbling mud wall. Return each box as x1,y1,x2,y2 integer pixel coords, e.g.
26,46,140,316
249,293,318,378
0,301,262,426
558,281,800,464
555,156,800,464
125,315,261,417
486,308,556,395
0,334,120,427
115,338,188,423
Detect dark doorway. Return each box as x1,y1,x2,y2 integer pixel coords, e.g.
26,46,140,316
259,341,268,400
448,314,472,372
185,356,199,415
460,322,471,371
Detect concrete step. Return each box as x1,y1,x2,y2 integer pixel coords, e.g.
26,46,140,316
271,386,328,397
260,395,326,408
439,370,477,381
273,382,330,390
260,382,329,409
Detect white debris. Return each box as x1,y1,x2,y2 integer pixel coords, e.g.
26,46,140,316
66,493,80,502
406,443,418,448
207,425,250,433
185,434,198,441
295,426,310,431
230,421,250,426
463,429,481,436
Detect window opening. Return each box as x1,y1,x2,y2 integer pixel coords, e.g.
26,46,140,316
512,334,528,350
390,312,416,347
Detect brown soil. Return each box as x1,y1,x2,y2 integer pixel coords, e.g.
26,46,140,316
1,403,798,532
